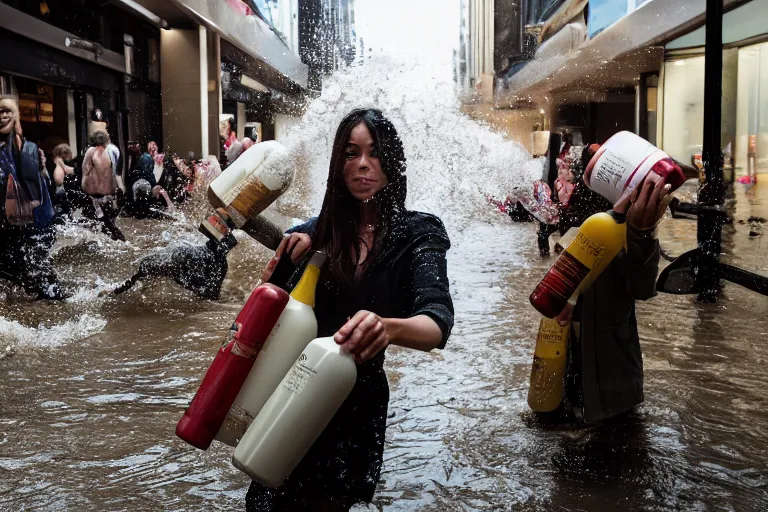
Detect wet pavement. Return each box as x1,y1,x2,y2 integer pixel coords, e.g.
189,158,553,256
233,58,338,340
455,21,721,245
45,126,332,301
1,181,767,511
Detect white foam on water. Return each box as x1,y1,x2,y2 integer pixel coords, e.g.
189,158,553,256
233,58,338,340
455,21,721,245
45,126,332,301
0,313,107,349
275,54,540,234
64,276,126,304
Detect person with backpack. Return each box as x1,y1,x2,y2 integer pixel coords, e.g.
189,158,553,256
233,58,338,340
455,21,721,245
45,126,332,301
0,97,65,300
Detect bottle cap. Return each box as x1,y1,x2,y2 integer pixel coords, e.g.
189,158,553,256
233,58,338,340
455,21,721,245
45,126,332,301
308,251,327,269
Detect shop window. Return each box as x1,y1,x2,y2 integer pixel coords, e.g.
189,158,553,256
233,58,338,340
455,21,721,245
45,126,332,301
662,57,705,166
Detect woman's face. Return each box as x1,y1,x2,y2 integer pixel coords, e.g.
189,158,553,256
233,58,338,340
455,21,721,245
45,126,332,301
0,103,15,135
343,122,388,202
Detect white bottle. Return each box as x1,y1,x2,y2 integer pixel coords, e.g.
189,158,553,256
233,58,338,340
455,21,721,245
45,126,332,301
207,140,294,227
232,336,358,488
215,252,326,446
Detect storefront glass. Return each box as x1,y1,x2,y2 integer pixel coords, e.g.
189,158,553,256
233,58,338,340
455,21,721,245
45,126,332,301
662,56,705,166
661,50,739,180
736,42,768,175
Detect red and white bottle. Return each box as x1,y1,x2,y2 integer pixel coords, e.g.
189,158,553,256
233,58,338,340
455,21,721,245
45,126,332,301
175,284,289,450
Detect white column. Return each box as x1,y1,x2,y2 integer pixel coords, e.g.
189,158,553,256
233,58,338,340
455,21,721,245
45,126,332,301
66,90,78,156
237,102,246,140
199,25,209,158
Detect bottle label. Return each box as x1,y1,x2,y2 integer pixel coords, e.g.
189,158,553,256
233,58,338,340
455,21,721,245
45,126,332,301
231,338,261,359
534,318,570,359
528,355,565,410
224,175,283,227
590,132,668,204
537,250,591,303
282,356,317,396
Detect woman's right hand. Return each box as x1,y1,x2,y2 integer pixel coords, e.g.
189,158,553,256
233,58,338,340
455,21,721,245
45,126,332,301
260,232,312,282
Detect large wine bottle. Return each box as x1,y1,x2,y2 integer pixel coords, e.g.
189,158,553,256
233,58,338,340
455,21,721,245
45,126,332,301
232,336,357,488
530,210,627,318
215,251,326,446
201,141,294,241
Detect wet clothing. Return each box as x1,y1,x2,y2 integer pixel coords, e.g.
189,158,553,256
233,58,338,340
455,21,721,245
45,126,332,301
558,182,612,233
128,153,156,193
0,224,62,298
246,211,454,510
0,136,55,228
0,135,63,299
160,159,191,203
562,227,659,423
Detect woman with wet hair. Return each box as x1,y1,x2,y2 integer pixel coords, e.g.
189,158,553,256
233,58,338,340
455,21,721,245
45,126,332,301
248,108,454,511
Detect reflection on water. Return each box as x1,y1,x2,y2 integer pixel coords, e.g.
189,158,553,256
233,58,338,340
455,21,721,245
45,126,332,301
2,62,768,509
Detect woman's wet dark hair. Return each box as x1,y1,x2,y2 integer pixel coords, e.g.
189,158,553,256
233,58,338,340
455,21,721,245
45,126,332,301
312,108,407,289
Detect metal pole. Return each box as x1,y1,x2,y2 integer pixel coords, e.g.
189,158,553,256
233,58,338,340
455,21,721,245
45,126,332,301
696,0,726,302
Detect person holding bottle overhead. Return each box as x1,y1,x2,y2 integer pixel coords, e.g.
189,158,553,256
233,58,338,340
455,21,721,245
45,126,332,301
537,143,672,426
248,108,454,511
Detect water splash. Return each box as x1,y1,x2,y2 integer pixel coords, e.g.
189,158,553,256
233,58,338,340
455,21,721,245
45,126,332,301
276,54,540,233
0,313,107,349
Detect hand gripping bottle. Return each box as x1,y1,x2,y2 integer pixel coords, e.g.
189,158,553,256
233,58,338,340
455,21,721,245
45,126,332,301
232,337,357,488
530,210,627,319
175,284,289,450
200,140,294,242
215,251,327,446
527,317,570,412
583,131,686,206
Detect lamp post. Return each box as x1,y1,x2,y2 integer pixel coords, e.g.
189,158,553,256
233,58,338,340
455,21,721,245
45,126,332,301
696,0,726,302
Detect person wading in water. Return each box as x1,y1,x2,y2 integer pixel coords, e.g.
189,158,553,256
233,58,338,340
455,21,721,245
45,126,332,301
248,108,454,511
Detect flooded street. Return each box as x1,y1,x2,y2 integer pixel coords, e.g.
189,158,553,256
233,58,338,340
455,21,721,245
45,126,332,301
1,182,767,511
2,0,768,509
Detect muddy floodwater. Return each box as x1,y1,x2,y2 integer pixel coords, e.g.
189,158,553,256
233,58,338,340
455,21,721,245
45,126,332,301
1,182,767,511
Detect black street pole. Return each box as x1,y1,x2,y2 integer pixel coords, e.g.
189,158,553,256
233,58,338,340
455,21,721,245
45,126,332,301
696,0,726,302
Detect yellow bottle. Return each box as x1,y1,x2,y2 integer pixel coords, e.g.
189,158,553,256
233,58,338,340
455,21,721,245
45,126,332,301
527,317,570,412
530,210,627,318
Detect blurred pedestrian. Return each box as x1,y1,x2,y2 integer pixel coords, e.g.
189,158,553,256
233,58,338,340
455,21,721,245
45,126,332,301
51,143,78,218
221,116,238,155
82,130,125,241
124,141,174,216
0,97,64,299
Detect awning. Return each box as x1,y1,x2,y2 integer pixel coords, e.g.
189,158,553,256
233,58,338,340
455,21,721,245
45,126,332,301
167,0,307,91
135,0,308,92
0,2,126,74
501,0,746,103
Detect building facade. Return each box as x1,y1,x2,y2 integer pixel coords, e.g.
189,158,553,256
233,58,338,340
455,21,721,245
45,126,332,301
460,0,767,181
0,0,355,170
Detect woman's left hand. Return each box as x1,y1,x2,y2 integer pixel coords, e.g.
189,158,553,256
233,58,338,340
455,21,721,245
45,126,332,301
334,310,390,364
